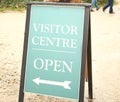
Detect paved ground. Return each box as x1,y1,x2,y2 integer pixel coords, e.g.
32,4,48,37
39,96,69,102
89,2,120,102
0,1,120,102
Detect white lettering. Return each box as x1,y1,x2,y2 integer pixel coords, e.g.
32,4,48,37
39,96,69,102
34,58,44,69
33,23,78,35
33,58,73,73
32,36,77,48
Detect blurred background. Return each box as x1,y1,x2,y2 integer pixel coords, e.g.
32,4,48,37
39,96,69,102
0,0,108,9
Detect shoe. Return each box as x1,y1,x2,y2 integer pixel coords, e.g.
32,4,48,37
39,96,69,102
109,12,115,14
102,8,105,12
91,9,94,12
96,8,100,11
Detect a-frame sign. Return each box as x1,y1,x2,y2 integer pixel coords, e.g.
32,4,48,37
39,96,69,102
18,2,93,102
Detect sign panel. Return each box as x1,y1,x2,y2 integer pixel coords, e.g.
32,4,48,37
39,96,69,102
24,4,85,100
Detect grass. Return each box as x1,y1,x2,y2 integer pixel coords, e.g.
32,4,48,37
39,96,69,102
0,7,26,12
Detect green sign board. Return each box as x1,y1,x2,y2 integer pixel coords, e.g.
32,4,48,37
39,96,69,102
22,3,89,101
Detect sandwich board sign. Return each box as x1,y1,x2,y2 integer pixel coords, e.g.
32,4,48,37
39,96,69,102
19,2,92,102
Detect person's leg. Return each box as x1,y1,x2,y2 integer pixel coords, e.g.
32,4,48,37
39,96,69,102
95,0,99,10
90,0,96,10
109,0,114,13
103,0,110,11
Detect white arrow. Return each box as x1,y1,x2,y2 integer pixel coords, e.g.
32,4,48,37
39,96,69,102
33,77,71,90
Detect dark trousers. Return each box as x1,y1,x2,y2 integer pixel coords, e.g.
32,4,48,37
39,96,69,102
103,0,114,13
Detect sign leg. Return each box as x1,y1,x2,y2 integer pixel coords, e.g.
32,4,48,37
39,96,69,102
85,57,88,81
87,15,93,99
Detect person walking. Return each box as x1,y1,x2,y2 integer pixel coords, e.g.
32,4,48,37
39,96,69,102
90,0,99,11
103,0,114,14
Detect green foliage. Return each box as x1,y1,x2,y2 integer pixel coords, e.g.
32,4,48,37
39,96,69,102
97,0,108,6
0,0,43,8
